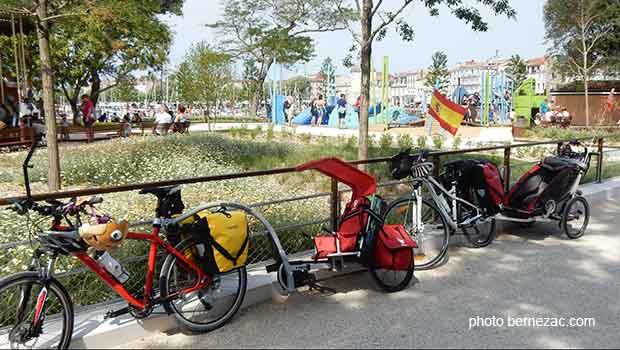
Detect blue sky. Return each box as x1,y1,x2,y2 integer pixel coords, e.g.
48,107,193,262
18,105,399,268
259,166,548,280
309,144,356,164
162,0,547,77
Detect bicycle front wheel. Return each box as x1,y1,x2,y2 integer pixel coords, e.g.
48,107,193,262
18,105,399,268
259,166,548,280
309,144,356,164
383,197,450,270
0,272,74,349
160,238,247,333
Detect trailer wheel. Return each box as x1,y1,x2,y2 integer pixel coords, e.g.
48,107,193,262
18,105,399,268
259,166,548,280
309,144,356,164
561,196,589,239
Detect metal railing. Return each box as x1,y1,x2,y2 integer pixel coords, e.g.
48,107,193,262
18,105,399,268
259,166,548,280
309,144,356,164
0,136,609,311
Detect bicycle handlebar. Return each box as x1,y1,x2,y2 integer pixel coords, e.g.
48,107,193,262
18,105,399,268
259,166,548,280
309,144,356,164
11,196,104,218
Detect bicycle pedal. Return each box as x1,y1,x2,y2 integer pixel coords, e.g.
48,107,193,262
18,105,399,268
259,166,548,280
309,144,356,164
104,307,129,319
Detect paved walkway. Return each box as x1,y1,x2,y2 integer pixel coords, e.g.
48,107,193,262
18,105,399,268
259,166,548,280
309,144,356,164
120,187,620,349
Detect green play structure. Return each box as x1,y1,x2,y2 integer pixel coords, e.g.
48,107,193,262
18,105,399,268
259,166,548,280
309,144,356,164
513,78,550,126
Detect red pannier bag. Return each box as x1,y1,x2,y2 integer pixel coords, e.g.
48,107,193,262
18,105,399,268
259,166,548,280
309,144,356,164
480,162,504,208
374,224,417,271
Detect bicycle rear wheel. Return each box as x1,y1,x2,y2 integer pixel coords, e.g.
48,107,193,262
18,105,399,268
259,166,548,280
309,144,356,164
160,238,247,333
383,197,449,270
461,188,497,248
462,216,497,248
0,272,73,349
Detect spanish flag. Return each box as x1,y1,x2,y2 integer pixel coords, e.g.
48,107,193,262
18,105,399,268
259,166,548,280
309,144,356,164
428,90,466,136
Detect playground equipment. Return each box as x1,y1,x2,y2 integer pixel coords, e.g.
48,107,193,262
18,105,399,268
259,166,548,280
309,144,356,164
0,12,32,108
268,58,286,124
513,78,549,126
479,71,514,126
452,86,470,105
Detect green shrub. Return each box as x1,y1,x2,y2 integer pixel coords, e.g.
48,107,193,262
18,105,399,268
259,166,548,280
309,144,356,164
432,135,443,150
396,134,413,150
345,135,358,150
379,133,393,149
367,135,376,148
239,123,249,137
416,135,427,149
266,125,275,141
299,133,312,144
249,126,261,140
452,136,462,150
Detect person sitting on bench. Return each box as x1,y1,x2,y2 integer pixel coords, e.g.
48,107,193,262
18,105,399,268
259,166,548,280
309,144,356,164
153,104,172,135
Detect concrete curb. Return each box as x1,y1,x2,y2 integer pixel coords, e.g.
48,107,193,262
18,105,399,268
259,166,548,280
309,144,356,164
70,268,278,349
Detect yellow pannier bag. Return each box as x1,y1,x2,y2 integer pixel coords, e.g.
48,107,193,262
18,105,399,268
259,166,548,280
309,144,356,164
180,210,249,274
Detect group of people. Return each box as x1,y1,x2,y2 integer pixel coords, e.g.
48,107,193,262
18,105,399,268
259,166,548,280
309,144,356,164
152,104,190,135
73,96,191,142
536,98,571,127
460,90,514,125
281,94,361,129
0,93,45,134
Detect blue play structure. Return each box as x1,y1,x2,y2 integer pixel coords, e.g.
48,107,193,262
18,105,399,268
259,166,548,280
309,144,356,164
270,95,286,124
479,71,514,125
452,86,470,105
291,102,420,129
291,105,335,126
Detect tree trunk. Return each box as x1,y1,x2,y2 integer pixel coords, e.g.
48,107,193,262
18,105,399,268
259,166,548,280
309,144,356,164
250,76,267,118
584,78,590,127
580,0,590,127
358,0,373,168
69,99,79,123
90,72,101,107
582,36,590,127
62,87,80,124
36,0,61,191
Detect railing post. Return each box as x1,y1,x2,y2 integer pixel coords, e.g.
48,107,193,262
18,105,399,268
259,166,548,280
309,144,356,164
432,155,441,178
503,146,511,194
597,138,604,183
330,178,339,232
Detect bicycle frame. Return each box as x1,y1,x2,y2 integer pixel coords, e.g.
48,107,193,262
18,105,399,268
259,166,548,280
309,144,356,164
409,175,482,232
72,219,208,310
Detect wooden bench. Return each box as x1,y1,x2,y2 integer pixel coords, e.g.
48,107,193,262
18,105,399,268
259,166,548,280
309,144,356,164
0,127,36,149
58,123,126,141
54,120,185,141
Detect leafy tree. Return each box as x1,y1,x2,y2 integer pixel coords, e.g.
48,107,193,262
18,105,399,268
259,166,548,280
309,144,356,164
174,43,233,129
107,76,141,103
2,1,182,119
208,0,352,118
51,1,180,120
506,54,527,88
286,75,312,100
544,0,620,126
0,0,86,191
334,0,515,164
425,51,450,94
174,61,197,105
1,0,182,190
240,59,260,111
0,32,39,91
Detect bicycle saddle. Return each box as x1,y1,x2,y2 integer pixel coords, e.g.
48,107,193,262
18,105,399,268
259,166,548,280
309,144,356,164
139,185,180,198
